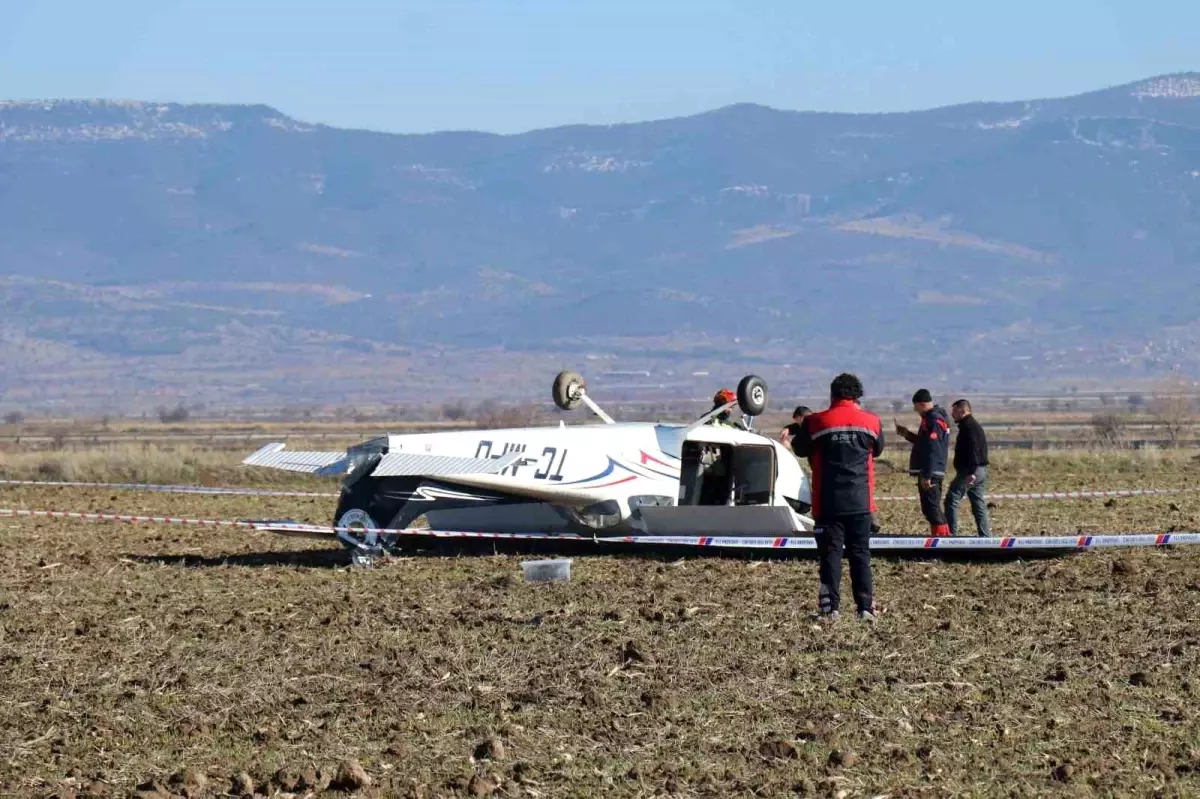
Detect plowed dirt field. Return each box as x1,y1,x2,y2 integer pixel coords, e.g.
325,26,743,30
2,451,1199,797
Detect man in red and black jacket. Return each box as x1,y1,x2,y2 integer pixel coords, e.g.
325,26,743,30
791,373,884,621
895,388,951,536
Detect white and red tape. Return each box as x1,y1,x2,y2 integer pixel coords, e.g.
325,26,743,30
2,506,1198,552
3,478,1199,504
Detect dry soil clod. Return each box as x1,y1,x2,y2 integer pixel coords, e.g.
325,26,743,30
759,739,799,760
229,773,255,796
1112,560,1137,576
827,749,859,769
473,737,505,761
166,770,206,799
330,759,372,792
1051,762,1075,783
621,639,647,664
467,773,498,796
274,767,301,792
131,779,168,799
1045,665,1069,682
298,763,331,791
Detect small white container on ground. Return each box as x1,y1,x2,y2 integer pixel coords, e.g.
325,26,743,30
521,559,572,582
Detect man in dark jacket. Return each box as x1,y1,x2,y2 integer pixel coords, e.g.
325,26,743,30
779,405,813,444
945,398,990,536
895,389,951,536
791,373,884,622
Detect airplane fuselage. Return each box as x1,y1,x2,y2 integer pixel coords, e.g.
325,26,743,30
333,421,812,535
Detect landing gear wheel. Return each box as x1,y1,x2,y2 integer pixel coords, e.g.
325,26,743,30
336,508,391,565
552,371,586,411
737,375,768,417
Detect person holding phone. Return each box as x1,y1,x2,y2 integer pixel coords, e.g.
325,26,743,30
894,389,951,537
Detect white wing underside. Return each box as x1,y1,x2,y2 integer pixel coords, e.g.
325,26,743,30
241,444,347,473
242,443,521,477
372,451,522,477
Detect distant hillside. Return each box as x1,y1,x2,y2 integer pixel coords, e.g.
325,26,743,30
1,75,1199,412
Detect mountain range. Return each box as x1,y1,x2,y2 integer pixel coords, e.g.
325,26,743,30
1,74,1199,413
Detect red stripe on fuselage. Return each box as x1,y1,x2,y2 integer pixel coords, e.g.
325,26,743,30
640,451,676,469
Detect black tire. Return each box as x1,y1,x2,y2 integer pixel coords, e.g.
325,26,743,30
737,375,768,416
552,370,586,411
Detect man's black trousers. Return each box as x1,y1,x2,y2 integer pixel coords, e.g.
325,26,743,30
918,477,950,536
815,512,874,614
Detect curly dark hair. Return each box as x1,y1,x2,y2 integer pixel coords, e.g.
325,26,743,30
830,373,864,401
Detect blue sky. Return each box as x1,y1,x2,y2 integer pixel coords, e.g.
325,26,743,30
2,0,1196,134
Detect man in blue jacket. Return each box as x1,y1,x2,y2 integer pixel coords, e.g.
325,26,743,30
895,389,951,536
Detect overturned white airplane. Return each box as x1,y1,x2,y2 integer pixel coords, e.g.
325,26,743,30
243,372,813,554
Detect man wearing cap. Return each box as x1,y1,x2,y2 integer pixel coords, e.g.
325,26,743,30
779,405,813,445
694,388,743,504
791,373,884,621
895,389,951,536
706,388,747,429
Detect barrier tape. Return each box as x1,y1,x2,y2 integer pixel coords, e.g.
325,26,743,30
256,522,1200,550
3,506,1199,552
0,478,337,498
2,478,1198,505
0,507,257,528
876,487,1200,502
596,532,1200,550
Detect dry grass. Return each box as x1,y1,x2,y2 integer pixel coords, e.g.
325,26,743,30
0,445,1199,796
0,442,343,488
0,444,229,484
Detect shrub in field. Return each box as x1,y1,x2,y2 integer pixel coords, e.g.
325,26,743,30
476,404,536,429
441,402,469,422
1091,412,1128,448
1149,381,1195,447
157,404,190,423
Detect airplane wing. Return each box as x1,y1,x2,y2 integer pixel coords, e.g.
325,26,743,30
242,443,350,475
371,451,521,477
242,443,522,478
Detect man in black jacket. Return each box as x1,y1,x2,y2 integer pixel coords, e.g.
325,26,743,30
945,398,991,536
895,388,951,536
778,405,813,444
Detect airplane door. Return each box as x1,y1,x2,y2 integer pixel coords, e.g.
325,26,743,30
732,445,775,505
